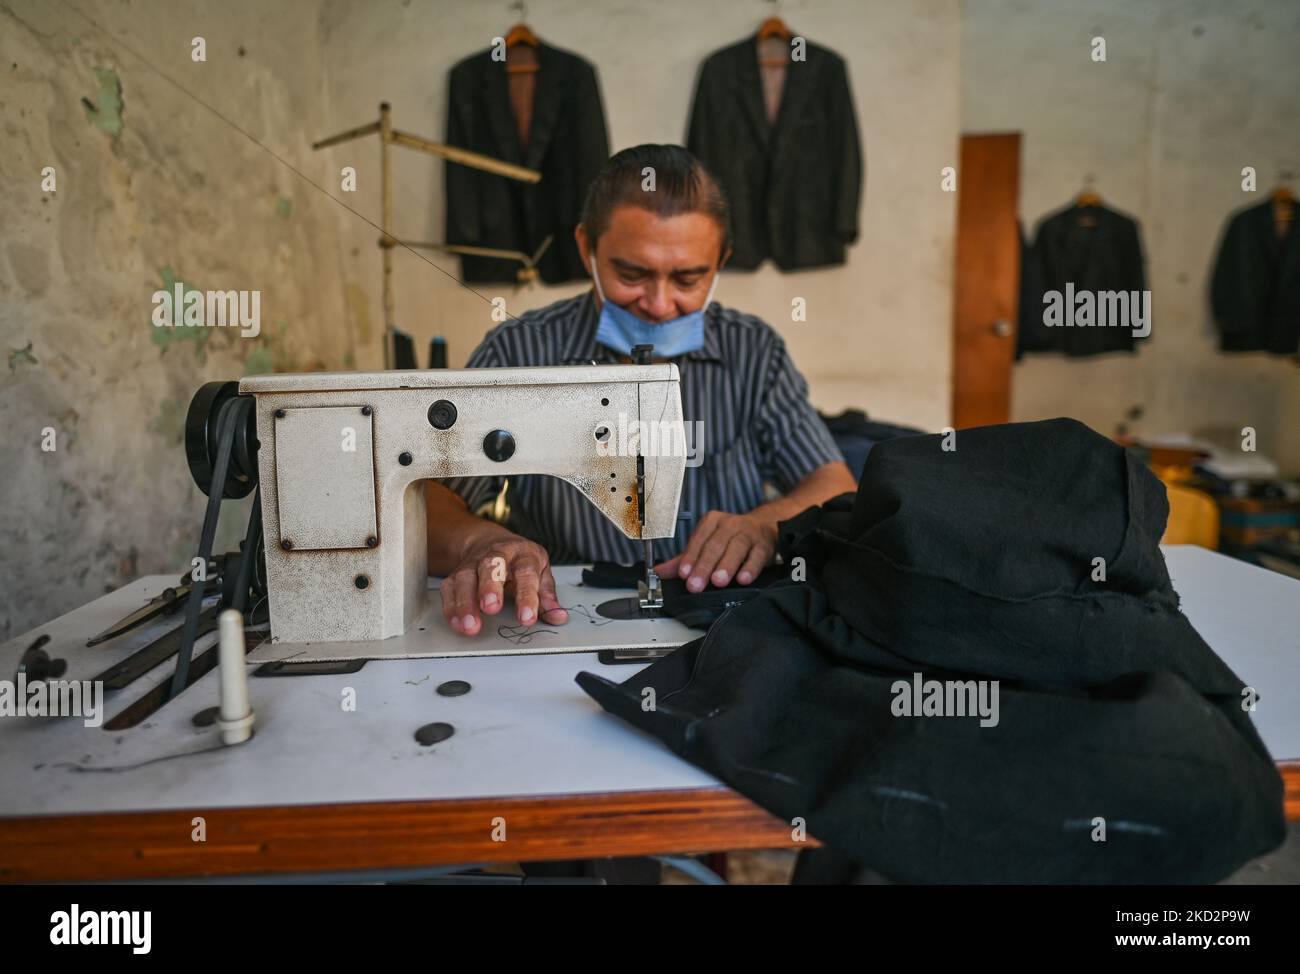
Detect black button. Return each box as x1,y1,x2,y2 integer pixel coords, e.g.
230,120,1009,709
415,722,455,745
428,400,457,430
483,429,516,462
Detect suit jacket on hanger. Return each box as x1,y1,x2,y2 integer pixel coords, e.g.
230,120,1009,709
687,35,862,271
1019,202,1149,357
1211,199,1300,354
445,42,609,284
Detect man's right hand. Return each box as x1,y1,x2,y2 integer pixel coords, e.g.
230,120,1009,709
439,532,569,637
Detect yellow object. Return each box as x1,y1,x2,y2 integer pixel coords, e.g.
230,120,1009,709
1161,483,1219,549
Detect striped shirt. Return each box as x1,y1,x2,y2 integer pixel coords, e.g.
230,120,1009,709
442,290,843,564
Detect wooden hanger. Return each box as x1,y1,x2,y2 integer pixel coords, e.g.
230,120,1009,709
504,22,539,74
1073,178,1101,227
757,16,792,67
1075,173,1102,227
1273,183,1294,237
504,22,538,47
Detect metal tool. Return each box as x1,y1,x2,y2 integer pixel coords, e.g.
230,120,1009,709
85,570,215,647
632,344,665,615
92,604,222,690
309,102,542,369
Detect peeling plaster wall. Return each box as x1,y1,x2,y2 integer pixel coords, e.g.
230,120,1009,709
0,0,350,637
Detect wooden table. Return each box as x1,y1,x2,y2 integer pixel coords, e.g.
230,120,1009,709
1,548,1295,881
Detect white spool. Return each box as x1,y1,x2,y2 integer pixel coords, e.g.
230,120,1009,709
217,608,255,745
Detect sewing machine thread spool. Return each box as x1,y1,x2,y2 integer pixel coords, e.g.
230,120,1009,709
217,609,255,745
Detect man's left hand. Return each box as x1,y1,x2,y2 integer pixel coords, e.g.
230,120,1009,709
654,509,777,592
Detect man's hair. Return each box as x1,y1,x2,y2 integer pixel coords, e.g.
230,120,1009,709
580,144,731,260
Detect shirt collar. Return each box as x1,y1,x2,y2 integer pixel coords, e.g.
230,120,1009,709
562,289,725,365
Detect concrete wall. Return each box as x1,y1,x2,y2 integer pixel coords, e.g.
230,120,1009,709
964,0,1300,473
0,0,350,639
317,0,961,423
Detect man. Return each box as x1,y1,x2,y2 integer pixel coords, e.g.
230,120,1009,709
428,144,856,636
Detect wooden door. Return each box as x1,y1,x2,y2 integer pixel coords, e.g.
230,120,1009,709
951,133,1021,428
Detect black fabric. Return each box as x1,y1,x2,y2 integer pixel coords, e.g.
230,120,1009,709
1015,219,1052,359
1210,200,1300,354
580,561,786,630
817,409,924,481
445,42,608,284
686,35,862,271
1020,203,1148,357
577,419,1286,884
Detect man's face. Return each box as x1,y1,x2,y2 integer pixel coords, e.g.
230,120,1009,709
576,205,727,323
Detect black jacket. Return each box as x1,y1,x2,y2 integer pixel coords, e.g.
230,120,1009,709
1211,200,1300,354
686,36,862,271
445,43,608,284
578,419,1285,883
1019,203,1148,357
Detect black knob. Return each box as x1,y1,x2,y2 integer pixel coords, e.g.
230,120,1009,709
428,400,457,430
17,647,66,682
483,429,516,462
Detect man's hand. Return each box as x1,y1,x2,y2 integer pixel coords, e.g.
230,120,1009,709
654,509,778,593
440,533,569,636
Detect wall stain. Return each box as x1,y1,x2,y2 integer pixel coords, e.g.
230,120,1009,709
83,67,123,136
345,282,372,344
150,265,212,359
117,546,139,580
7,242,50,296
7,341,37,371
244,348,273,374
147,397,186,445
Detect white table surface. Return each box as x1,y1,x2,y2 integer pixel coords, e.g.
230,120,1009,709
0,546,1295,819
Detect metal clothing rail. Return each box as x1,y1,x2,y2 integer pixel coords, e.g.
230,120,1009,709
312,103,543,369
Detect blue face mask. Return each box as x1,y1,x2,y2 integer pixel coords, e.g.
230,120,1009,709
591,258,719,359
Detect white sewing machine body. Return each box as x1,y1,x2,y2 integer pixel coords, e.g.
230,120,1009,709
241,365,686,647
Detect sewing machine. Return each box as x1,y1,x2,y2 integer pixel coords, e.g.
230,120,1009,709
238,361,686,649
2,359,698,766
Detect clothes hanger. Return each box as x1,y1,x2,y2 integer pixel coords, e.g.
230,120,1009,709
1273,170,1295,237
1075,173,1102,208
757,8,792,67
504,23,539,49
1272,169,1296,203
504,1,540,74
1074,174,1101,226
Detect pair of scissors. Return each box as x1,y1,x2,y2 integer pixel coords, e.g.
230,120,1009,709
84,569,217,647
